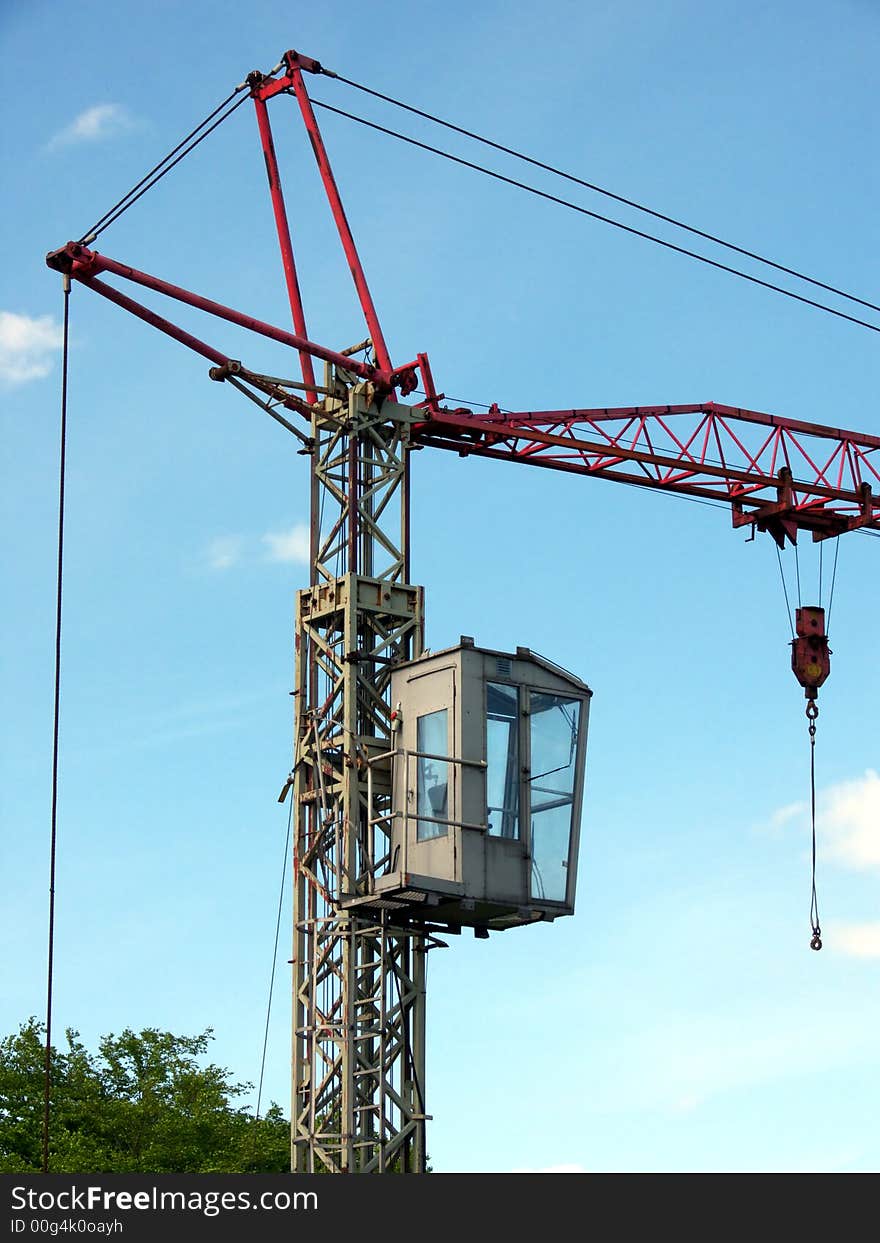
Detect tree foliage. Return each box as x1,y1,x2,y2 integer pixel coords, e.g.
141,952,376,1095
0,1019,289,1173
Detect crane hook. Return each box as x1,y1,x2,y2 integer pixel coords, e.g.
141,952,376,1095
790,608,829,952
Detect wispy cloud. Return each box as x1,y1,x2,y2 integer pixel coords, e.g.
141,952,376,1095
835,922,880,959
587,1002,880,1120
770,800,806,829
205,523,310,571
47,103,136,150
205,536,245,571
0,311,63,385
66,689,281,759
766,770,880,872
262,523,310,564
822,770,880,871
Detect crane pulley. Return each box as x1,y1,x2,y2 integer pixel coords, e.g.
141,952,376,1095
791,606,831,700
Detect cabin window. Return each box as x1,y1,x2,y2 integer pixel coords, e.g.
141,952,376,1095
528,692,580,902
416,709,448,840
486,681,520,838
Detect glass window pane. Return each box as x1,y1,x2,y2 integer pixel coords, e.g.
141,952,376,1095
529,693,580,902
417,709,448,841
486,681,519,838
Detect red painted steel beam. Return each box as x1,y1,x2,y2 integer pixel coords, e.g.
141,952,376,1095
70,275,313,429
76,274,231,368
248,55,393,374
249,52,394,374
281,55,394,375
252,94,318,403
46,242,389,387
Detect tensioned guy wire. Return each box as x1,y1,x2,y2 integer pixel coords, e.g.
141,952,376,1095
43,276,71,1175
311,98,880,337
826,537,842,632
809,715,821,950
78,89,251,244
775,545,796,639
329,69,880,318
255,797,293,1123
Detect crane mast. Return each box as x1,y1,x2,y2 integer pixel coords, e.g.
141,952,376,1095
288,379,429,1172
45,46,880,1176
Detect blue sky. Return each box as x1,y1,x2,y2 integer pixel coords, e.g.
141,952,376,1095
2,0,878,1173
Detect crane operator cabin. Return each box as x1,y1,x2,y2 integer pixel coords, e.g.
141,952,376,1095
348,639,592,934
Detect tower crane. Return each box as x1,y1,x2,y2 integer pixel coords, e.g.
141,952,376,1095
46,48,880,1175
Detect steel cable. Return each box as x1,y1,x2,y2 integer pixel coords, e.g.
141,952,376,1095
826,537,842,633
775,545,796,639
43,276,71,1174
808,707,822,951
78,90,251,244
255,796,293,1123
330,70,880,318
311,98,880,337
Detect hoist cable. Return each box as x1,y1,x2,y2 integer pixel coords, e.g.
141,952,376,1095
310,99,880,337
255,796,293,1123
775,545,795,639
807,705,822,951
78,90,251,244
826,537,841,633
794,542,802,609
43,276,71,1175
330,70,880,319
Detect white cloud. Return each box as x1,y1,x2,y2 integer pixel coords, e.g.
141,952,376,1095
835,922,880,959
204,523,310,570
0,311,64,385
770,800,806,828
822,770,880,871
765,770,879,873
47,103,136,150
206,536,244,571
262,523,310,564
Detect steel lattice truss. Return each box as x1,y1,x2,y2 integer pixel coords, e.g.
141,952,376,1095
415,402,880,545
289,388,431,1172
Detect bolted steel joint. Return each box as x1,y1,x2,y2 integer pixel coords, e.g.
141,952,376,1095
208,359,242,382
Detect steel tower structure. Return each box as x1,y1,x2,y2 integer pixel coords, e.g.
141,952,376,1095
286,378,431,1172
46,45,880,1177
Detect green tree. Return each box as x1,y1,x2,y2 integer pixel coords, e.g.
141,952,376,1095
0,1019,290,1173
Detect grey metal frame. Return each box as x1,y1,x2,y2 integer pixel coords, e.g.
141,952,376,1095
521,684,588,911
289,376,434,1173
